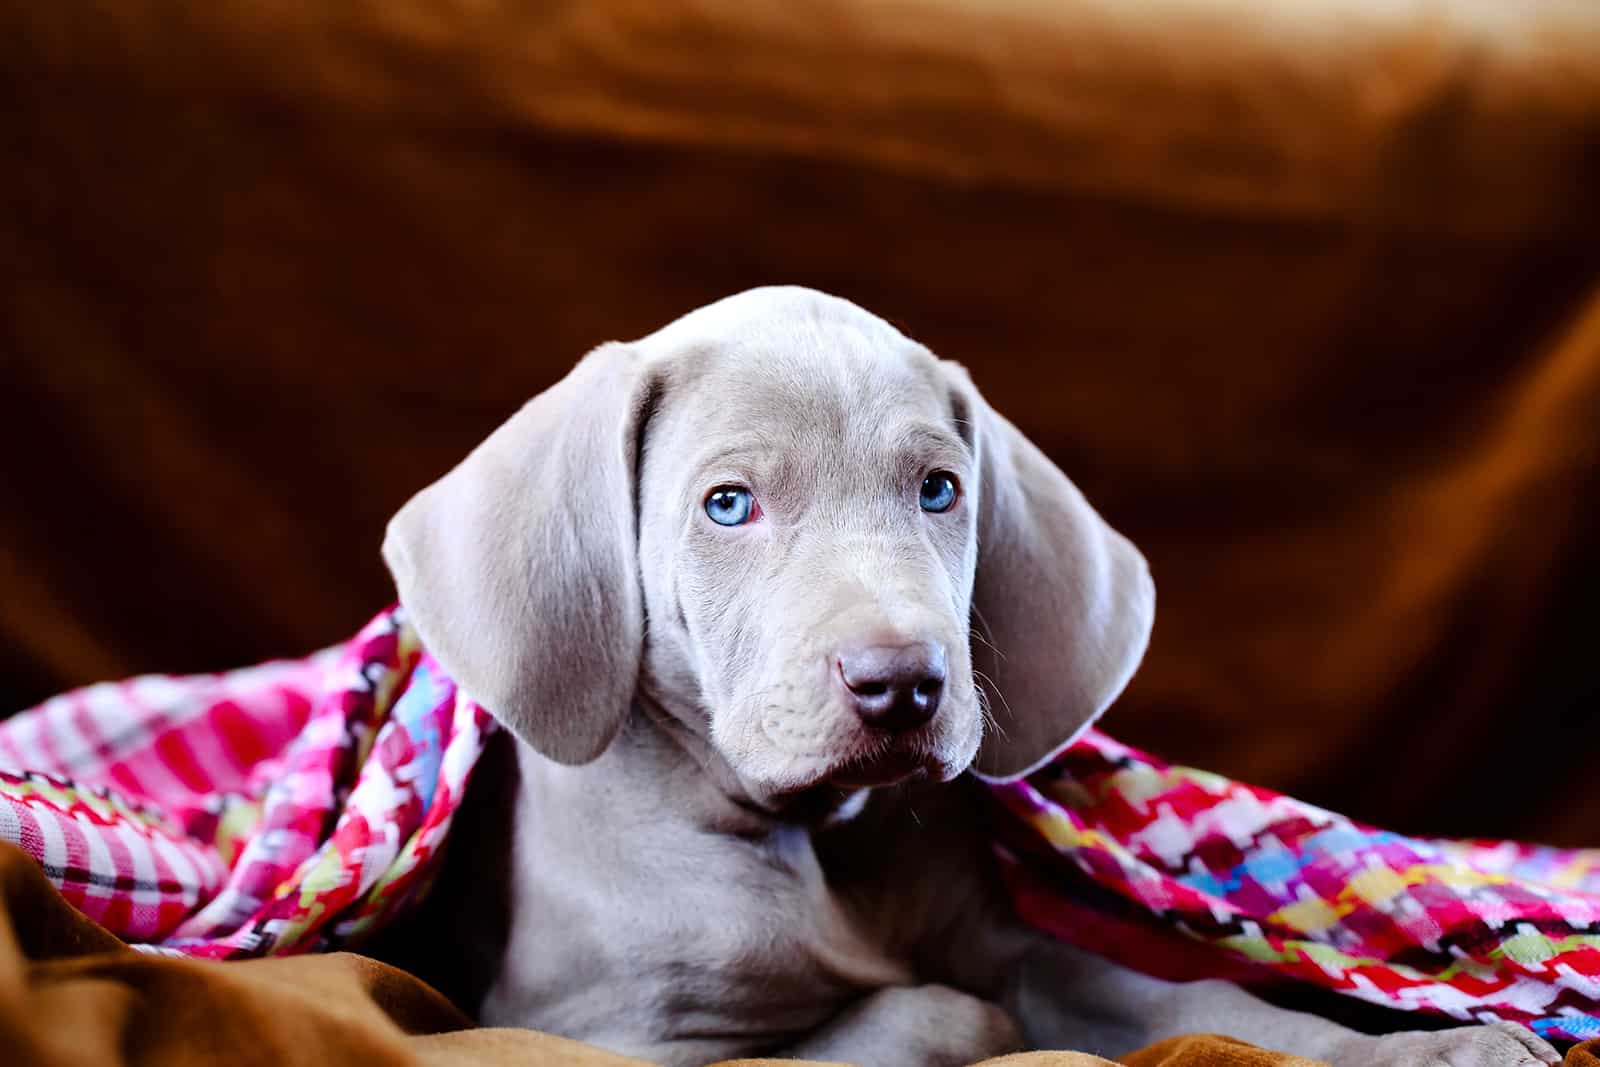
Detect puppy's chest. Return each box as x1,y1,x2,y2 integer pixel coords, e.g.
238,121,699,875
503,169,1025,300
485,812,910,1056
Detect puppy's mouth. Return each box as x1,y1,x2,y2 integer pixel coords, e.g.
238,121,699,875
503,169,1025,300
824,749,928,789
758,783,866,823
759,750,934,822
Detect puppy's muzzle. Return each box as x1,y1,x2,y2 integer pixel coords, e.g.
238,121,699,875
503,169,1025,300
836,640,947,733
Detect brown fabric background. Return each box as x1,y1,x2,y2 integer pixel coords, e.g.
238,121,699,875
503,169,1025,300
2,0,1598,857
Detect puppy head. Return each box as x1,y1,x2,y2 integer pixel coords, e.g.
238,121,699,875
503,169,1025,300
384,287,1153,813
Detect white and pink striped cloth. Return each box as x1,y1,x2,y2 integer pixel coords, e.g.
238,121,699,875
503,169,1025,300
0,607,490,956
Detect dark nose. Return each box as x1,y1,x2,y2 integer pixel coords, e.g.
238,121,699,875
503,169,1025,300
836,641,946,732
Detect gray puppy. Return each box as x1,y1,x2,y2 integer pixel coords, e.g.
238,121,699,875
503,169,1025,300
381,287,1559,1067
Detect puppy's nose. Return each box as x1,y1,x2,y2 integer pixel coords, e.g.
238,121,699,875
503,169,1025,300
837,642,946,732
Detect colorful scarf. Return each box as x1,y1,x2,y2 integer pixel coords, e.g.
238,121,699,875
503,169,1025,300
2,607,1598,1042
0,608,490,957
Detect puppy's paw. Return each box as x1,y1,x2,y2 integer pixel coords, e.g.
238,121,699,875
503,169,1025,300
784,984,1022,1067
935,985,1026,1063
873,984,1023,1066
1331,1021,1560,1067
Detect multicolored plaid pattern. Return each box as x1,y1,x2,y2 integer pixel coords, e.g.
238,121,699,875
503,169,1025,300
0,607,491,957
990,732,1600,1044
2,606,1598,1041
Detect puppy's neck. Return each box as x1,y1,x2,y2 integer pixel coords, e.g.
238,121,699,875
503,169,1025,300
502,704,792,851
632,693,756,810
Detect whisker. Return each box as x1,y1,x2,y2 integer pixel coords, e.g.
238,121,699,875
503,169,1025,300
971,668,1011,740
968,605,1008,664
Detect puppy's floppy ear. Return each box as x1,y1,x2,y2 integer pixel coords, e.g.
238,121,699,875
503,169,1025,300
383,343,651,765
945,363,1155,783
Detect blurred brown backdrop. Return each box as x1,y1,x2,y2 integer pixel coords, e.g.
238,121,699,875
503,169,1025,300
3,1,1598,843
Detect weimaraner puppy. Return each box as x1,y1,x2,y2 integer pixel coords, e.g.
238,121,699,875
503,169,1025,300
377,287,1560,1067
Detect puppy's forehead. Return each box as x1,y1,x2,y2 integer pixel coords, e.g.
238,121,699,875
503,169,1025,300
638,286,949,435
633,286,914,358
695,334,942,427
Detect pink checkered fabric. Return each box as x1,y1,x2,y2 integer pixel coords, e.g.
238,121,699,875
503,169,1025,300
0,608,491,957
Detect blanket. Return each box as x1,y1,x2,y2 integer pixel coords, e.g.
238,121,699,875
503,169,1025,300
4,605,1600,1045
0,609,491,957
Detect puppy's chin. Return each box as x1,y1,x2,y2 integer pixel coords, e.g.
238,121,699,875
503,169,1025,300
756,783,873,825
717,697,983,821
826,749,931,789
745,751,946,823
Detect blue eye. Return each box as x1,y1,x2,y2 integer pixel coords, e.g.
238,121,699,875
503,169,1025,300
705,486,757,526
919,471,959,513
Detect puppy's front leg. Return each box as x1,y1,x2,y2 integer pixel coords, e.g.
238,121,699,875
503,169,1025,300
777,984,1023,1067
1011,940,1560,1066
